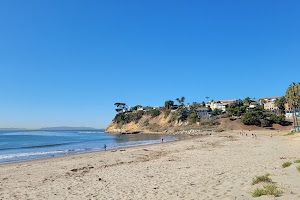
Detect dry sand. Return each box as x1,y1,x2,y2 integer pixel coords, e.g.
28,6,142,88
1,131,300,200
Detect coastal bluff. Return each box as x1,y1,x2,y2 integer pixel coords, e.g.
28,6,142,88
105,110,184,133
105,110,292,134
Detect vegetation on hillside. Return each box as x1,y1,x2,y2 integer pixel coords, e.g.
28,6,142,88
113,111,144,125
111,82,300,130
226,99,247,117
241,105,286,127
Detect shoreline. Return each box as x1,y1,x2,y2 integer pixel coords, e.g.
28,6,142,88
0,133,196,166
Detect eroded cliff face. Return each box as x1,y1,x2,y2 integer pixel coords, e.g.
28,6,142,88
105,110,189,133
105,111,294,134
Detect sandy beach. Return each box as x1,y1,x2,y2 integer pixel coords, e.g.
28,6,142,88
1,131,300,200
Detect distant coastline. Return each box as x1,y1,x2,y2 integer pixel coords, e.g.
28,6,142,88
0,127,101,131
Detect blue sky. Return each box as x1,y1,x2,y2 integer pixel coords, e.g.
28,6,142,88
0,1,299,129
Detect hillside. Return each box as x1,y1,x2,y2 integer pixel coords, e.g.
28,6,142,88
105,111,294,134
105,110,188,133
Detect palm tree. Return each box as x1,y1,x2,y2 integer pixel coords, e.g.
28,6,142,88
176,96,185,104
286,83,299,131
275,97,286,115
296,82,300,129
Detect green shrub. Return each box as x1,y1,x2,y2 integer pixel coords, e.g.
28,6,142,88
252,184,282,197
168,112,178,123
143,119,149,126
211,108,223,115
150,109,161,118
252,188,266,197
200,120,220,126
113,111,144,124
177,105,188,121
226,105,247,117
260,119,272,127
241,111,264,126
268,114,286,125
294,160,300,163
297,166,300,172
164,109,171,118
243,112,286,127
263,184,282,196
189,113,199,124
282,162,292,168
252,173,272,185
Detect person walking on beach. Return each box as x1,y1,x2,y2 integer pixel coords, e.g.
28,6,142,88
104,144,107,151
161,138,164,143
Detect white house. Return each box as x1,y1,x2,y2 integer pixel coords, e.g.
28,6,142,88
286,110,300,118
209,99,237,112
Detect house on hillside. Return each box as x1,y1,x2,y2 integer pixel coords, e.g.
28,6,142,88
196,107,212,118
259,97,280,111
122,106,133,113
247,101,259,111
137,106,152,111
209,99,238,112
284,103,300,118
153,106,164,110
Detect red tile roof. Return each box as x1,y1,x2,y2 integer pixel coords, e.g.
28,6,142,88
259,97,281,100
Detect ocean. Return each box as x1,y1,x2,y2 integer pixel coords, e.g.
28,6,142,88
0,130,182,164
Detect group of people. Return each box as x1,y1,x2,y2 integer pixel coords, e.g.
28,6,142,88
239,131,257,139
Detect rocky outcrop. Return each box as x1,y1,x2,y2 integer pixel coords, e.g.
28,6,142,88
105,110,187,133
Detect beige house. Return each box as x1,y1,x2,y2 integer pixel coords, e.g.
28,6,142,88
259,97,280,111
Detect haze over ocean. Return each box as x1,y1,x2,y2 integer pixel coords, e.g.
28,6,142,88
0,1,299,129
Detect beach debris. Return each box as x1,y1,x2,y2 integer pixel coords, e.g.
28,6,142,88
70,165,94,173
280,157,296,159
120,149,126,151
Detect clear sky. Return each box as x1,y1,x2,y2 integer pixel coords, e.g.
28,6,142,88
0,1,299,129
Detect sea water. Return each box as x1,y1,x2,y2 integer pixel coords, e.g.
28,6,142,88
0,130,182,164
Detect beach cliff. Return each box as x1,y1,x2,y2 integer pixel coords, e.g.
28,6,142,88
105,110,292,134
105,110,187,133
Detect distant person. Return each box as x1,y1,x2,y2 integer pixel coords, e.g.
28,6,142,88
270,134,272,138
104,144,107,151
161,138,164,143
